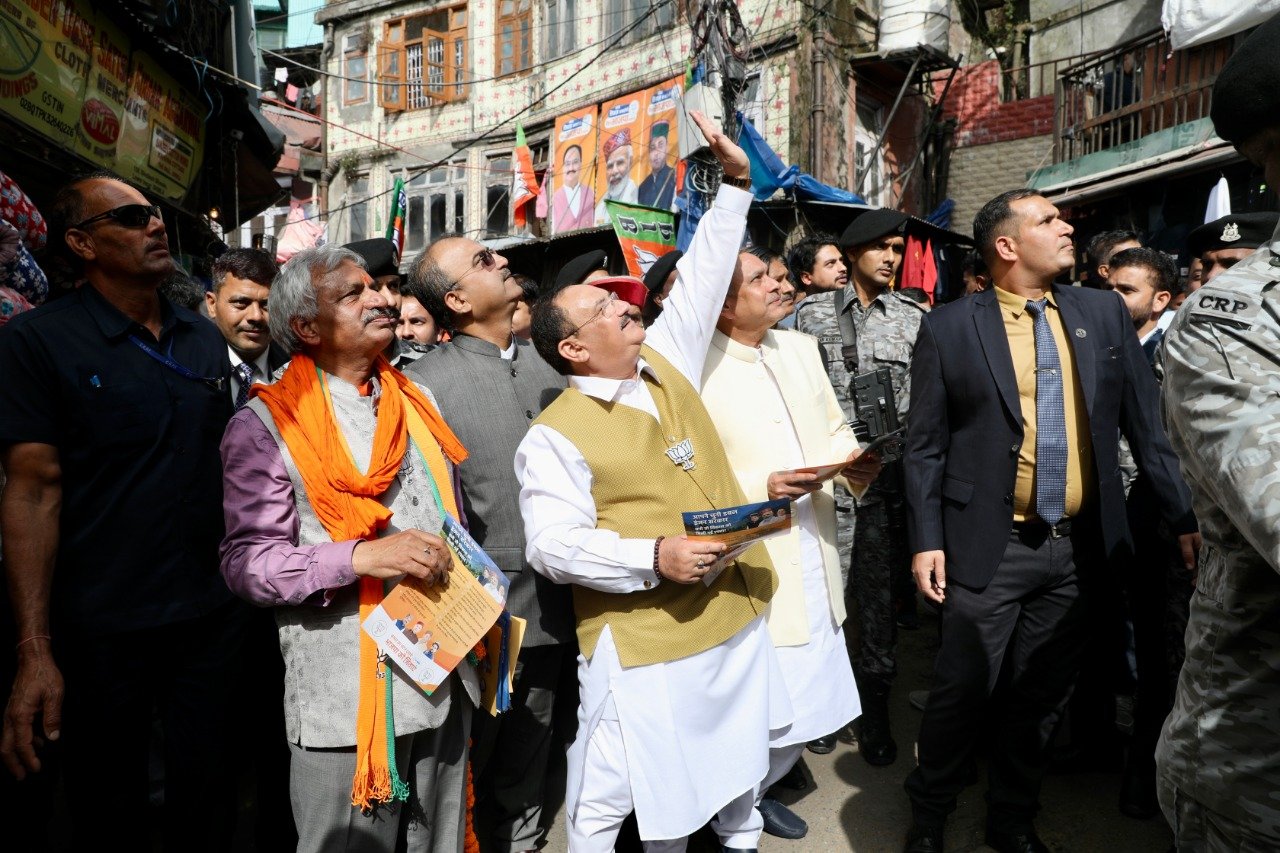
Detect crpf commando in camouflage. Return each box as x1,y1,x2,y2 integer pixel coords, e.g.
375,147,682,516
1154,235,1280,845
795,286,925,508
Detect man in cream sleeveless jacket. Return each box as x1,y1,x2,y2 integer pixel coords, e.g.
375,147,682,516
516,112,791,853
701,250,882,840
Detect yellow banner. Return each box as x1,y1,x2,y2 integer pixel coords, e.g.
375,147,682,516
0,0,205,202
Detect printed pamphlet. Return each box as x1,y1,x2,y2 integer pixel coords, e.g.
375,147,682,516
682,498,792,585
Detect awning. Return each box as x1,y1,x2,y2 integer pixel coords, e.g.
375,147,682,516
1037,142,1243,208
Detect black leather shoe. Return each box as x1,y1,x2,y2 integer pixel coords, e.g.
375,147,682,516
806,734,837,754
984,827,1049,853
771,757,810,791
721,847,757,853
904,823,944,853
759,797,808,839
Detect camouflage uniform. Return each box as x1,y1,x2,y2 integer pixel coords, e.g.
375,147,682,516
794,286,925,684
1155,233,1280,849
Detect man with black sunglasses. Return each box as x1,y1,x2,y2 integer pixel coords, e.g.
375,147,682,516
0,173,246,850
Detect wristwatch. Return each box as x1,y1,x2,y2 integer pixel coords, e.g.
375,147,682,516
722,173,751,190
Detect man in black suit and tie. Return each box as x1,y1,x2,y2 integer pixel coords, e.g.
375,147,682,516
901,189,1199,853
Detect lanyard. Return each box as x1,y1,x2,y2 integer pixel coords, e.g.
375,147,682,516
128,334,225,391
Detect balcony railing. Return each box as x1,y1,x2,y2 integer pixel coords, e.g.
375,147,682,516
1053,29,1233,164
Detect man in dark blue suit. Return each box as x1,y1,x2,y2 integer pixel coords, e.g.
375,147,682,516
901,189,1199,853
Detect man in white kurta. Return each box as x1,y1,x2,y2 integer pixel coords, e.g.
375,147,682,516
701,251,879,837
516,117,792,852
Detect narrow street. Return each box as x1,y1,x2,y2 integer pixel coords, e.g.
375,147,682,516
544,602,1176,852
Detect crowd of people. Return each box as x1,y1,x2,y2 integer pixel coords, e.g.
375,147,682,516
1,16,1278,853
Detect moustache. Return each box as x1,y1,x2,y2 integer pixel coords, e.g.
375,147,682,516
362,307,400,324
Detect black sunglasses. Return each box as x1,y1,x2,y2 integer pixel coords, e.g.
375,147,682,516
448,247,498,289
71,203,162,231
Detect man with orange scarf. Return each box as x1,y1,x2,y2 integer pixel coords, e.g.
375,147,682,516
219,244,480,852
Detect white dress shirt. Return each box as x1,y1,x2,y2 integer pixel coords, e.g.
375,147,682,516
227,345,273,404
515,185,794,840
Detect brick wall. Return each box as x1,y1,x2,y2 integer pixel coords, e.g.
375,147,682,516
936,60,1056,147
947,134,1055,236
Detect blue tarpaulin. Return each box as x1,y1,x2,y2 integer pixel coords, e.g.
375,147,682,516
737,114,867,205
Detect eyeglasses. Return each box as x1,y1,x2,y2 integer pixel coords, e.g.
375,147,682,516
449,247,499,289
71,204,162,231
562,292,619,340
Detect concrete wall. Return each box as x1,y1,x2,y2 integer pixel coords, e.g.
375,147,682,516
947,134,1055,236
1029,0,1161,63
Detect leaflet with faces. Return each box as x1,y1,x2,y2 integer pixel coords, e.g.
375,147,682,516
682,498,793,586
361,516,511,695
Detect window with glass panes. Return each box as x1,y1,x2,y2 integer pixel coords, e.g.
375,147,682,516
348,176,369,242
544,0,577,58
485,155,511,236
404,160,468,252
495,0,531,76
601,0,674,47
343,34,369,104
380,7,469,110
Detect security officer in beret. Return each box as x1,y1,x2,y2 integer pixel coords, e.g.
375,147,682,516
1156,12,1280,850
345,237,405,310
1186,211,1280,285
642,249,682,325
346,237,408,362
554,249,608,290
794,207,925,764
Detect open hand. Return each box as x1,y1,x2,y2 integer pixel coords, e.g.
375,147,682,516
688,110,750,181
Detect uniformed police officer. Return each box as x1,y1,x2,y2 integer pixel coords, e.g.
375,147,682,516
794,209,926,764
1156,13,1280,850
1185,211,1280,285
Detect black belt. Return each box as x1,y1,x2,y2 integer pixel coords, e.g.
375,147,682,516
1012,517,1073,539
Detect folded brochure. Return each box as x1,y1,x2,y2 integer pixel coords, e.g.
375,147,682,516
791,428,907,482
361,516,516,698
683,498,792,585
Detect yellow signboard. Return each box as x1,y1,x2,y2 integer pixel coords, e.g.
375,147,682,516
0,0,206,202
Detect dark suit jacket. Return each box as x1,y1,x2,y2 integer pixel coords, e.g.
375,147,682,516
406,334,574,647
904,284,1195,589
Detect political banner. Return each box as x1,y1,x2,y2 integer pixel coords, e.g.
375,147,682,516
637,77,683,211
549,105,598,234
604,200,677,279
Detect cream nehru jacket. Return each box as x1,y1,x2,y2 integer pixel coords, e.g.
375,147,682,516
701,328,865,647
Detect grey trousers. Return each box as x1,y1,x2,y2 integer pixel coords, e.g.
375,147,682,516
471,644,570,853
289,693,471,853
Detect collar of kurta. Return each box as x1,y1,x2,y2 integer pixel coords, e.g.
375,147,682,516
568,357,662,402
711,328,774,364
450,331,516,359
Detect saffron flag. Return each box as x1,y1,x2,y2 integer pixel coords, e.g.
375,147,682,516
512,124,540,229
386,177,407,263
604,200,677,278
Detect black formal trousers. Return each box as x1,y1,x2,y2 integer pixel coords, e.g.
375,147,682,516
58,599,250,850
904,523,1100,832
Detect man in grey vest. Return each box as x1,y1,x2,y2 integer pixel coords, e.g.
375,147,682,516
406,240,573,853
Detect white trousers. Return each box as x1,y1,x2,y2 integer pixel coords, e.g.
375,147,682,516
756,742,807,805
568,714,763,852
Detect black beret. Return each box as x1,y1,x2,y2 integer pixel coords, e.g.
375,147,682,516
554,249,608,289
643,250,682,293
1210,13,1280,145
840,208,908,248
344,238,400,278
1187,212,1279,257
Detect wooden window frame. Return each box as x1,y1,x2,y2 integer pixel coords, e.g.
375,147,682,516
494,0,532,78
380,6,469,112
343,33,369,105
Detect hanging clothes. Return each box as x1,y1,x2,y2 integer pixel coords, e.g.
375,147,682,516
900,234,938,302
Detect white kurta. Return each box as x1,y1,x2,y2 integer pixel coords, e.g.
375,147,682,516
704,339,859,747
516,185,794,841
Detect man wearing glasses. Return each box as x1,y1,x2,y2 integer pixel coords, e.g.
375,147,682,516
405,236,571,853
515,112,790,853
0,172,245,848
